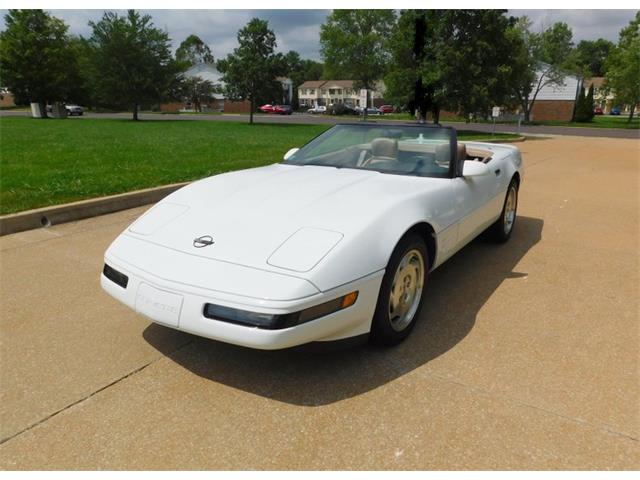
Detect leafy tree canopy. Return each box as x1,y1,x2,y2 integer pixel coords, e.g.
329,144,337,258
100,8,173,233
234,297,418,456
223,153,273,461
217,18,284,123
385,9,516,122
87,10,180,120
176,34,214,67
320,9,396,93
604,11,640,121
0,9,81,115
575,38,614,77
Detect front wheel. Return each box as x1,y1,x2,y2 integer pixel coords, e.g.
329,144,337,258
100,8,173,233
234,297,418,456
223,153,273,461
370,234,428,346
489,178,519,243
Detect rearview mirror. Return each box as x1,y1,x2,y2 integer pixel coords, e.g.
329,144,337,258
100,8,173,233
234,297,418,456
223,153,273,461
463,160,491,177
283,148,299,161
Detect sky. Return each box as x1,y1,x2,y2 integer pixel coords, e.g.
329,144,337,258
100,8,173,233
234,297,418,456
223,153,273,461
1,9,637,61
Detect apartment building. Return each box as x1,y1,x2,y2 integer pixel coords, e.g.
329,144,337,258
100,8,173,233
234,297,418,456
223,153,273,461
298,80,385,108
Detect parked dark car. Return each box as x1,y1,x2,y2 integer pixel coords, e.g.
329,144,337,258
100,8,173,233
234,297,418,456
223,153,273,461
610,106,621,115
593,106,603,115
273,105,293,115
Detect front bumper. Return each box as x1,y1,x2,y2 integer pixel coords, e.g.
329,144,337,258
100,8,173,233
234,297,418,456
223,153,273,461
101,255,383,350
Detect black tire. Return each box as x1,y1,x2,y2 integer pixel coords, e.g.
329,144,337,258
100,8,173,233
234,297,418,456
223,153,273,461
370,233,428,346
489,178,519,243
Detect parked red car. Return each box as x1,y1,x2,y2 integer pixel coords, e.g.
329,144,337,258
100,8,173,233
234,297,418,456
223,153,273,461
259,104,275,113
378,105,394,114
594,106,603,115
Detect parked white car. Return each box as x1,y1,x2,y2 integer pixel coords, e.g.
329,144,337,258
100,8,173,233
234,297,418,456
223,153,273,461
307,105,327,114
65,105,84,116
102,124,523,349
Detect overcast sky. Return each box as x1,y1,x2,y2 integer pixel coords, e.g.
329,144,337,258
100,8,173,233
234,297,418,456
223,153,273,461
1,9,636,61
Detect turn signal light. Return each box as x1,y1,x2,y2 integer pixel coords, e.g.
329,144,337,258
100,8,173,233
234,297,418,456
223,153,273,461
203,290,359,330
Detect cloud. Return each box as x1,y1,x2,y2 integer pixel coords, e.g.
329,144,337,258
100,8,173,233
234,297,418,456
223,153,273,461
0,9,329,60
508,9,636,42
1,9,636,62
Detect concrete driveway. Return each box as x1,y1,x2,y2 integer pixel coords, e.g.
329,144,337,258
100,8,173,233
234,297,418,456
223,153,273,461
0,135,638,469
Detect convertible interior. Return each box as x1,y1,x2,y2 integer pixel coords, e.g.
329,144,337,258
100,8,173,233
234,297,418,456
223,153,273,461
300,137,494,177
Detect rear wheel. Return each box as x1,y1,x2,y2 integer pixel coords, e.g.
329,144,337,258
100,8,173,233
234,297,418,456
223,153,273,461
370,234,428,346
489,178,519,243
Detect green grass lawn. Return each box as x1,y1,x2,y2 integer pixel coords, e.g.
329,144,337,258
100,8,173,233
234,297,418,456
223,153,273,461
0,117,519,215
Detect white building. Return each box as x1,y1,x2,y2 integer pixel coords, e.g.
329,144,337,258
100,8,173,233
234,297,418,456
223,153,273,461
298,80,385,108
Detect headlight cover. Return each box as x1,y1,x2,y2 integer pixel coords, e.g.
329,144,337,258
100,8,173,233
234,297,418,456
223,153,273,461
203,291,358,330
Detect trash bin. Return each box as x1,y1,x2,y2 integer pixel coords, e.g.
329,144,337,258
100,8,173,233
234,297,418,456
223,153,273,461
30,102,43,118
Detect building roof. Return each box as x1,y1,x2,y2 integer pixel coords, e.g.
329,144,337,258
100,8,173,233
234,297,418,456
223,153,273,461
322,80,355,89
585,77,605,89
184,63,223,85
299,80,326,89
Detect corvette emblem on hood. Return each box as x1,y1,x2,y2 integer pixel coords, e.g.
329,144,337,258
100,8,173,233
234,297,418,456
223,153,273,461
193,235,215,248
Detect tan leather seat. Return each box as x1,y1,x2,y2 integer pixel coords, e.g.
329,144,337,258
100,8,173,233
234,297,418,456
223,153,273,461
368,138,398,165
457,143,467,162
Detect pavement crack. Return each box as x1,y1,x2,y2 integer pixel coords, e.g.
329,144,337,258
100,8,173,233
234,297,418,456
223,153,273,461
0,338,194,447
418,370,638,442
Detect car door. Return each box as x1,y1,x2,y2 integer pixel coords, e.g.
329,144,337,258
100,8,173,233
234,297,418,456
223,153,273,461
451,167,500,246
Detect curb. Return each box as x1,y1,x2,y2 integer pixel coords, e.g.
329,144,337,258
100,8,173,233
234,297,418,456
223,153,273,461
0,182,189,237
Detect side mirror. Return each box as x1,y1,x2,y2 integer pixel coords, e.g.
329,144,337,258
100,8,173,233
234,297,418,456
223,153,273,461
283,148,299,161
463,160,491,177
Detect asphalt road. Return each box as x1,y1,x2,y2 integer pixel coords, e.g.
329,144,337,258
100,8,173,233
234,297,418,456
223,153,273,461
0,135,639,469
2,109,639,139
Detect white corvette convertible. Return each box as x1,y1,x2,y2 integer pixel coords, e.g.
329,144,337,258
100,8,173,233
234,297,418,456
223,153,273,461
102,123,523,349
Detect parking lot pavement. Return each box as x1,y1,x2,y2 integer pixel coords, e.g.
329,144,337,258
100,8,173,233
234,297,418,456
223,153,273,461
0,136,638,469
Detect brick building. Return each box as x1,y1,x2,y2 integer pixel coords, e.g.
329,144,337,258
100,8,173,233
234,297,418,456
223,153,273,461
529,67,582,122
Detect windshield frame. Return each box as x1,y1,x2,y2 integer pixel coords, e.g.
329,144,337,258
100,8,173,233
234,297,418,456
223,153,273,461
282,122,460,179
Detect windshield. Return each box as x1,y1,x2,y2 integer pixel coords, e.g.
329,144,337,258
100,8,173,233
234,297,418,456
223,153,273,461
284,124,456,178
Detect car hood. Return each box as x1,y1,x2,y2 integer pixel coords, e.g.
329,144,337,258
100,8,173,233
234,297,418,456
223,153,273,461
122,163,450,281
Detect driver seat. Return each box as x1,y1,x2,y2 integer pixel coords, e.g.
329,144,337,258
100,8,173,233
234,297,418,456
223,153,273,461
367,138,398,166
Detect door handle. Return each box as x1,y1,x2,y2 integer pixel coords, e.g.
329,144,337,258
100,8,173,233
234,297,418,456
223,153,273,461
494,169,501,176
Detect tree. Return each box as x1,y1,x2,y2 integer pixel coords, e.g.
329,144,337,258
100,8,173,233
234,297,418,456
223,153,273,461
217,18,284,124
180,76,216,112
575,39,614,77
604,12,640,122
87,10,180,120
585,83,595,122
0,9,81,117
320,10,396,117
280,50,323,109
385,10,516,123
176,34,214,67
509,19,576,122
573,84,594,122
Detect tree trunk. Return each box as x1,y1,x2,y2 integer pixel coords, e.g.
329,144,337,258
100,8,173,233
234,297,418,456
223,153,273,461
39,101,48,119
133,103,139,121
522,100,531,123
249,96,254,125
628,105,635,122
432,105,440,125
